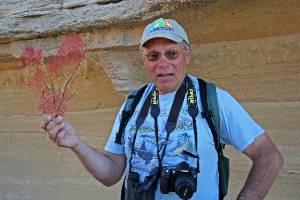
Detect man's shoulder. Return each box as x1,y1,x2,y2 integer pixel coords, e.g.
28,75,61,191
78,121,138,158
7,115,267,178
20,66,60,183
187,74,223,93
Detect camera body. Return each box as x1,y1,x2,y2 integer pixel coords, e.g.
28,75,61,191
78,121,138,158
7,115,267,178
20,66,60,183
125,171,157,200
160,161,197,199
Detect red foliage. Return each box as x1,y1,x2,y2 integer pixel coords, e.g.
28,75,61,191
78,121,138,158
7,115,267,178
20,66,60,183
26,67,45,94
48,55,65,75
20,46,43,67
47,34,86,75
57,34,86,70
20,34,86,116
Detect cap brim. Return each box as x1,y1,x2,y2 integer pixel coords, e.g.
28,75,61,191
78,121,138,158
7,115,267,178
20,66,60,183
140,32,183,48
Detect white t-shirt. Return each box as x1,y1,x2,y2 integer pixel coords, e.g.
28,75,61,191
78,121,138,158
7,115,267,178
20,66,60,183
105,75,264,200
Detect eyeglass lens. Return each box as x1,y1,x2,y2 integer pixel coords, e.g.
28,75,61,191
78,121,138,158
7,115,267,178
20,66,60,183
145,49,180,62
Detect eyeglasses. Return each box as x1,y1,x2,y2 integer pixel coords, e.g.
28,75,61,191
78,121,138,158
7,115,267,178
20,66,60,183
143,48,185,62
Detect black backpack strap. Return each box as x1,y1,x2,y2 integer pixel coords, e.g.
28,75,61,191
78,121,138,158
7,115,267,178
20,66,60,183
115,84,148,144
198,78,229,200
198,78,221,154
121,178,125,200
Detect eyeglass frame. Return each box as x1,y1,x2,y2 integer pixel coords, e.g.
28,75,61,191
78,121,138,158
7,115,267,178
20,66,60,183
141,41,190,62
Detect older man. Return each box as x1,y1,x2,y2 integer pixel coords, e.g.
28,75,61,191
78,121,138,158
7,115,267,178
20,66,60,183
42,18,283,200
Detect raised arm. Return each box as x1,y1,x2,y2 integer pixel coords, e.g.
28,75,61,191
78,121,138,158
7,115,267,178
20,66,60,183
237,133,283,200
41,114,126,186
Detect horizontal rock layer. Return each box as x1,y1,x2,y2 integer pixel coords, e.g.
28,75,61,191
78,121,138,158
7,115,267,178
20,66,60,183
0,0,299,116
0,1,300,200
0,102,299,199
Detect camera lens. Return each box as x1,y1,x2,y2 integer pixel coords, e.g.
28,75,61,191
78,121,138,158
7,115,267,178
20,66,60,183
175,176,195,199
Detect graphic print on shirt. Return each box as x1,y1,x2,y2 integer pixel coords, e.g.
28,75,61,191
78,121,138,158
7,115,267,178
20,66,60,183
126,107,197,181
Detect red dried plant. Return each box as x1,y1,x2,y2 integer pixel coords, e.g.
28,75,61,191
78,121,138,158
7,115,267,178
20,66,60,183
20,34,86,116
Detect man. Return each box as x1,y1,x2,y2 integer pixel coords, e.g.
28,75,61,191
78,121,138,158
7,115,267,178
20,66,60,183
42,18,283,200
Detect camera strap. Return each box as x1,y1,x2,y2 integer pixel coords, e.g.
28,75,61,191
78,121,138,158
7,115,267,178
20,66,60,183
129,75,200,174
154,77,186,166
150,89,162,169
186,76,200,172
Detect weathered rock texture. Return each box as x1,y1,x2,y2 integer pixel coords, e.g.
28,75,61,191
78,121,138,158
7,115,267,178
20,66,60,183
1,102,299,200
0,1,300,200
0,0,300,115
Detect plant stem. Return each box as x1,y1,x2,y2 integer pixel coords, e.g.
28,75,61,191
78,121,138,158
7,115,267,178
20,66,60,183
57,62,81,113
51,82,56,113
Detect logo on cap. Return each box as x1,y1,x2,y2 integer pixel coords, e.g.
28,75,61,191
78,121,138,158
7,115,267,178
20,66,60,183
147,19,174,33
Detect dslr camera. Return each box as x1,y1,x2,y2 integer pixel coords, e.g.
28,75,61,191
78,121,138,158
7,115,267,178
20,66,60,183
160,161,197,200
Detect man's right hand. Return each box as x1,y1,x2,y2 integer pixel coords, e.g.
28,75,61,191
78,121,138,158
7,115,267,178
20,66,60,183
41,114,80,149
41,114,126,186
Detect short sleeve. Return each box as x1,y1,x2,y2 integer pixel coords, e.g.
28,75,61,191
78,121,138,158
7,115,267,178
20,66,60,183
104,102,126,154
217,88,265,152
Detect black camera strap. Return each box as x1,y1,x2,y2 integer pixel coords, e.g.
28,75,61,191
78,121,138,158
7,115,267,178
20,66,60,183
156,78,186,164
129,75,200,174
150,89,162,170
185,76,200,173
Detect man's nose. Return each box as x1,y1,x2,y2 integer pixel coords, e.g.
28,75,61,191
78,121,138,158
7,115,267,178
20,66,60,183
157,54,169,68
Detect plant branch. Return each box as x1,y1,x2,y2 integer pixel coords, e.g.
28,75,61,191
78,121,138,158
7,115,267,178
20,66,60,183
57,61,81,113
41,90,46,113
51,82,56,112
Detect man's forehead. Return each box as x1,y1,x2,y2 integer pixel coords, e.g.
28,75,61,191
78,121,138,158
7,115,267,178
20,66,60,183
143,37,181,49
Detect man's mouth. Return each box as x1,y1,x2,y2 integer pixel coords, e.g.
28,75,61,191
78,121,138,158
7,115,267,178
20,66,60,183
156,73,174,82
157,73,173,78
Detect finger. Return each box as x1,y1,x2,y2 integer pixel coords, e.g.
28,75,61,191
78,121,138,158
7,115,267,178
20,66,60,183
46,116,64,131
48,123,64,142
41,114,52,130
46,121,57,132
46,115,65,131
53,115,64,125
54,124,65,143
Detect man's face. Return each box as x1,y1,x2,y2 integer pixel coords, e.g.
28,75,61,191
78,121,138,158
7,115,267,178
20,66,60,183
142,38,191,94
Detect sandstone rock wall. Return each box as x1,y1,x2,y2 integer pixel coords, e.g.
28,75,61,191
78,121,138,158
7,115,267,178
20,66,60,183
1,1,300,200
0,0,299,115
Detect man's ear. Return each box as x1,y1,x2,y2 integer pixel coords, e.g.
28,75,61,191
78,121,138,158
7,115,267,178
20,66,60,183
141,48,146,65
186,48,192,65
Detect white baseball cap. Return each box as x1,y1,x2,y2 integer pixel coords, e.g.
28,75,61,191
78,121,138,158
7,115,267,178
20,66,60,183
140,18,190,48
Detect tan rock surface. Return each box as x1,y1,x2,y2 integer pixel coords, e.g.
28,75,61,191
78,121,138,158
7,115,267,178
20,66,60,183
0,0,299,96
0,0,299,199
0,102,299,200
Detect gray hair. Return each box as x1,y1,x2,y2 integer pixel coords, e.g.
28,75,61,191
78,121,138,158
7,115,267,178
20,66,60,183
183,40,190,50
141,40,190,55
